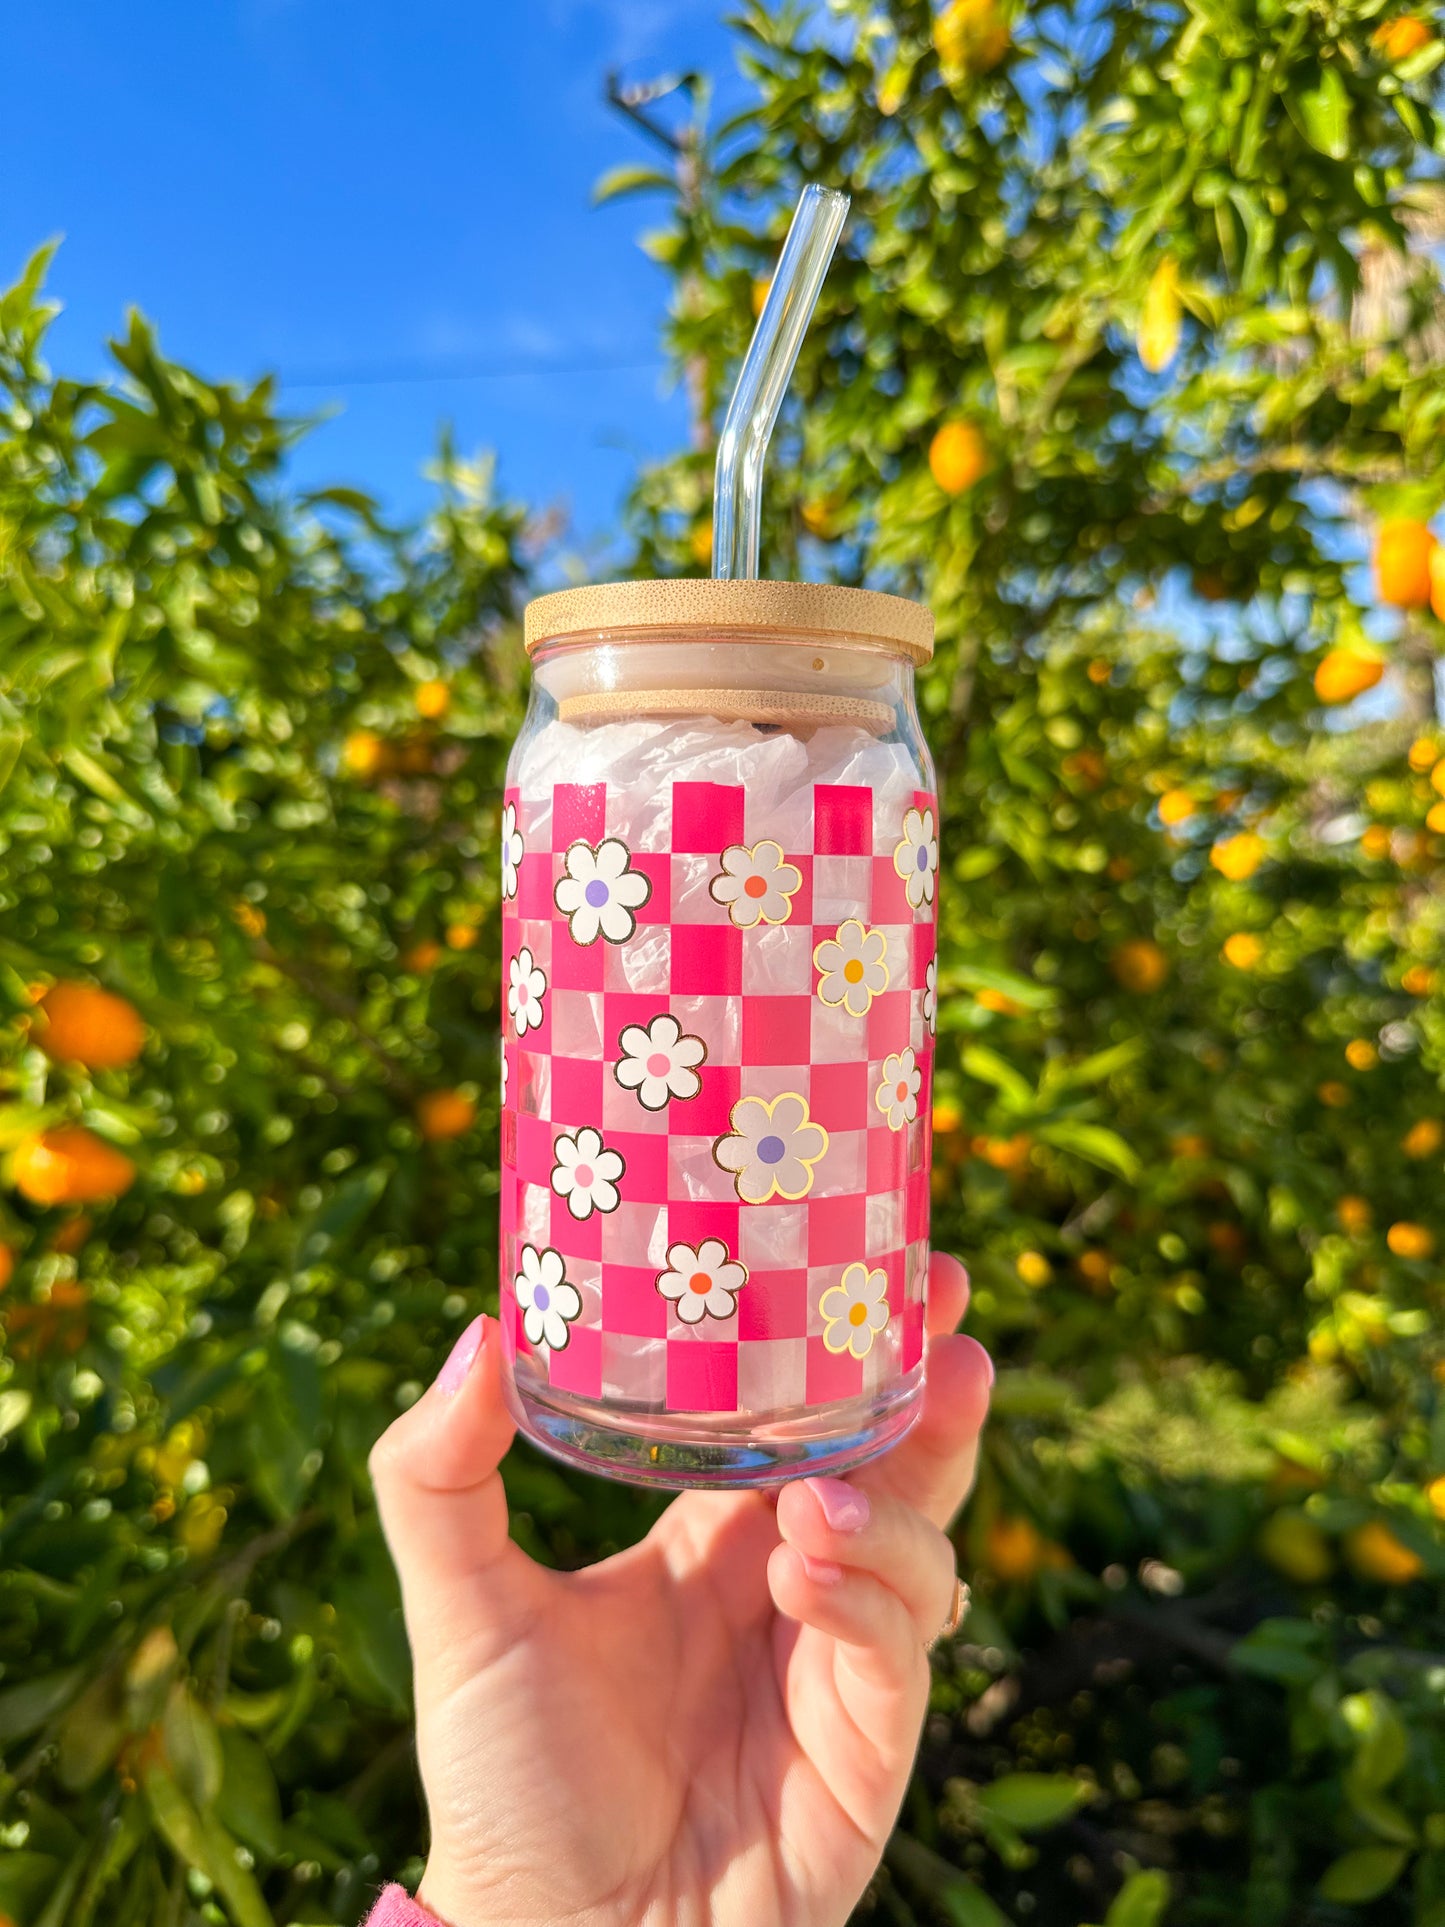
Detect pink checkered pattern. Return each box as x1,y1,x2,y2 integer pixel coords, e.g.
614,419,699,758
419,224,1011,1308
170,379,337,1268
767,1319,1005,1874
499,777,936,1414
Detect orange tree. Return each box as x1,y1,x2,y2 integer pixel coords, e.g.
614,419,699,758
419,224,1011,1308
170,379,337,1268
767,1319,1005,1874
2,0,1445,1917
610,0,1445,1919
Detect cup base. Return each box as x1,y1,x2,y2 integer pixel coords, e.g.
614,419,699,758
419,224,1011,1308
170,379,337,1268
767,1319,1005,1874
503,1368,925,1489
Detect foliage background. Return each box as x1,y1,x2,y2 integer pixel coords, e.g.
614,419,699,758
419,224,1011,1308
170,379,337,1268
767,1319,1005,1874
3,0,1445,1921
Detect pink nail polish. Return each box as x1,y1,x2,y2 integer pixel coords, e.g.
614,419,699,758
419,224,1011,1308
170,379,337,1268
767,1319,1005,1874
801,1553,845,1586
435,1315,485,1396
805,1477,871,1533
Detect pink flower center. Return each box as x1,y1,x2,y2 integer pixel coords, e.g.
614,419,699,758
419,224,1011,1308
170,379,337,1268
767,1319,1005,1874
646,1052,672,1076
574,1164,593,1186
895,1081,908,1101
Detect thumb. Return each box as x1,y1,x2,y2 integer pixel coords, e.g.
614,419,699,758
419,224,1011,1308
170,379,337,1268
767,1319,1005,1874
369,1314,540,1684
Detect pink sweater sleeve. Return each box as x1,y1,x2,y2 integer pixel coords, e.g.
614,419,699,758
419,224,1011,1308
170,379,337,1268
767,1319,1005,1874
363,1885,443,1926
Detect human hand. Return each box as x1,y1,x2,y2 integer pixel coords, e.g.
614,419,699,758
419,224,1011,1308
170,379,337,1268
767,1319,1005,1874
369,1252,991,1927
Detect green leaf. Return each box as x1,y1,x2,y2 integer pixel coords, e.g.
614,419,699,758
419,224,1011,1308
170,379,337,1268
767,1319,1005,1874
1287,65,1350,161
0,1664,85,1743
1037,1119,1141,1182
1341,1689,1409,1795
1232,1618,1325,1684
592,163,677,205
163,1684,224,1809
976,1773,1092,1831
961,1044,1034,1110
1105,1870,1171,1927
144,1765,274,1927
217,1727,284,1862
1316,1846,1410,1903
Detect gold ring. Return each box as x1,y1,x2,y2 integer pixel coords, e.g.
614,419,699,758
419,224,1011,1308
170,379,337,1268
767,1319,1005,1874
928,1575,970,1650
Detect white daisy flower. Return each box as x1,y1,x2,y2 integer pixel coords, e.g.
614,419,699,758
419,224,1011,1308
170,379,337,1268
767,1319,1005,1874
508,946,547,1036
614,1013,706,1112
875,1047,922,1131
709,840,803,928
501,803,524,901
515,1244,581,1352
894,807,939,911
554,838,651,945
655,1237,747,1325
500,1046,509,1107
713,1091,829,1205
820,1261,890,1359
550,1126,625,1218
814,919,890,1017
923,958,938,1037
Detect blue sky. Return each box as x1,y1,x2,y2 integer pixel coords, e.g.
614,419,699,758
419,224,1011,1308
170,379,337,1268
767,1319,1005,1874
7,3,751,558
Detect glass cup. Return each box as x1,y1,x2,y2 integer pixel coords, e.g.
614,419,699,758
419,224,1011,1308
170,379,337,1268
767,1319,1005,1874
498,579,937,1486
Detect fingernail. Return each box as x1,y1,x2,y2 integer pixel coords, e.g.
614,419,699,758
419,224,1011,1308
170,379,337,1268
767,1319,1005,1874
436,1315,485,1396
801,1554,845,1586
805,1477,871,1533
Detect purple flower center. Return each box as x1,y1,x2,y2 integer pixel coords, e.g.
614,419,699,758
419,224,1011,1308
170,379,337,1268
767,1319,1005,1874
916,844,929,870
532,1283,551,1311
757,1134,786,1165
585,879,610,907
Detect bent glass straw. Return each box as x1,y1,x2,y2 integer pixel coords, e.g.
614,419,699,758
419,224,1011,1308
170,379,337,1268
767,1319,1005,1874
712,183,850,582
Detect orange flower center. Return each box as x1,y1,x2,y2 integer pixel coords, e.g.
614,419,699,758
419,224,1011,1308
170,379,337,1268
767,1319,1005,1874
744,875,769,899
849,1302,869,1325
843,959,865,984
688,1272,712,1295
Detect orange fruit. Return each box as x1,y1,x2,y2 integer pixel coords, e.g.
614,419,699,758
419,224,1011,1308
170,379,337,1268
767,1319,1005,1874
1016,1250,1052,1287
13,1128,136,1206
417,1090,477,1141
1314,649,1384,704
751,276,771,319
934,0,1010,77
402,940,443,973
232,901,267,939
1374,517,1437,608
1158,788,1195,826
984,1514,1070,1581
1427,1475,1445,1521
1222,932,1263,969
1210,832,1265,880
343,729,388,778
1402,1117,1444,1158
37,983,145,1071
1345,1520,1424,1584
1062,748,1106,788
1171,1134,1211,1159
1428,800,1445,834
1077,1249,1114,1290
1086,659,1111,684
0,1245,12,1291
1402,965,1435,995
1409,736,1439,771
928,421,989,495
689,522,713,567
415,680,451,721
5,1279,90,1359
977,1132,1032,1171
932,1101,963,1135
975,987,1026,1016
1345,1039,1378,1071
1431,759,1445,799
1110,938,1170,993
1318,1080,1351,1108
1336,1195,1372,1236
1373,15,1433,59
1387,1220,1433,1259
446,923,479,952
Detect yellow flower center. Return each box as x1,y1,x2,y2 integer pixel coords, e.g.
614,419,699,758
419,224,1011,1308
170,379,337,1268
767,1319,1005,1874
849,1302,869,1326
843,959,865,984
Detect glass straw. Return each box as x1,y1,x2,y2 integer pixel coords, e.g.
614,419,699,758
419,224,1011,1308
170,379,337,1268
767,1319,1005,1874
712,183,850,581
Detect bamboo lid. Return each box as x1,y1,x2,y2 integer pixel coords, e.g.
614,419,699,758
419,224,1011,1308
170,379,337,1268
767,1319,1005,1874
523,578,933,662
